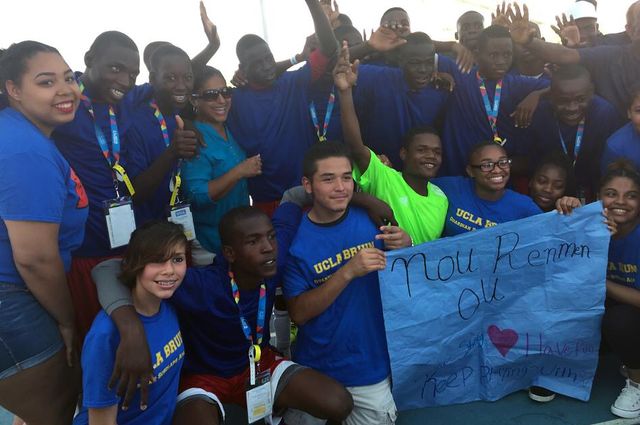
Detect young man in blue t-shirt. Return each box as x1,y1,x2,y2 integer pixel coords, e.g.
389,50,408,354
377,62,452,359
227,0,338,216
526,64,623,201
437,25,549,176
284,142,411,424
353,32,449,169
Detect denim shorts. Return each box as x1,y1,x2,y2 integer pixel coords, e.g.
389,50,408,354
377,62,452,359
0,283,63,379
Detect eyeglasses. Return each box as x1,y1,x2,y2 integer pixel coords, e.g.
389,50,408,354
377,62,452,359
469,158,512,172
193,87,233,101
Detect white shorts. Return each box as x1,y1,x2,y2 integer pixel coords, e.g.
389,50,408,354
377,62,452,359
284,376,397,425
177,360,301,425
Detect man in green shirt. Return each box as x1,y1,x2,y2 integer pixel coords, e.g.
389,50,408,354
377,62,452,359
334,42,448,245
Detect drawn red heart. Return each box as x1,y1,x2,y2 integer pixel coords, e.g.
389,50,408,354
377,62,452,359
488,325,518,357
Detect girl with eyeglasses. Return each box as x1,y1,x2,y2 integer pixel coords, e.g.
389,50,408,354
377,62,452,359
182,66,262,263
433,141,542,237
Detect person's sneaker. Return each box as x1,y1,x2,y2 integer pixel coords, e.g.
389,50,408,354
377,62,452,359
611,379,640,418
528,386,556,402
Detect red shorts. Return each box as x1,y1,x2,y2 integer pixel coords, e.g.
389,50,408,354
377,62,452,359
179,347,287,407
67,255,120,344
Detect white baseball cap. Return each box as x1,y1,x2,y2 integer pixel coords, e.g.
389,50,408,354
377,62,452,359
569,1,598,20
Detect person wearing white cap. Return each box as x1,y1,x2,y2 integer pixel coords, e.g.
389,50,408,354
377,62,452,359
568,0,599,47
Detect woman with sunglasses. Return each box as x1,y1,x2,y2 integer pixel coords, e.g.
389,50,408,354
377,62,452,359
433,141,542,237
182,66,262,261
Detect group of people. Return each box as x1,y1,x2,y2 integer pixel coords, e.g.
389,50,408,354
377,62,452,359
1,0,640,423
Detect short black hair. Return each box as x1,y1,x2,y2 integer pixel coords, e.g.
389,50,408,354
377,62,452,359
457,10,484,27
600,159,640,192
143,41,171,71
402,126,440,149
219,206,270,247
149,44,190,74
337,13,353,27
551,64,592,91
334,25,363,46
236,34,268,63
532,150,576,196
476,25,511,51
0,41,60,91
381,7,408,24
302,141,352,179
467,140,507,164
87,31,138,57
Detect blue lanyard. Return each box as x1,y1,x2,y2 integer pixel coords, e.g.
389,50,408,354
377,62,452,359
229,272,266,346
78,82,120,166
309,86,336,143
559,119,585,165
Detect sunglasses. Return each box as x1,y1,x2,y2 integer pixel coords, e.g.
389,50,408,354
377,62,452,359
194,87,233,101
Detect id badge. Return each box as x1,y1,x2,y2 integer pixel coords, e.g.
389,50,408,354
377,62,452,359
246,371,272,424
104,198,136,248
168,203,196,241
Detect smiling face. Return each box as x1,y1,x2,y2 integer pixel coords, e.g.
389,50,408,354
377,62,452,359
466,144,510,193
5,51,80,136
194,74,231,125
399,42,436,90
477,37,513,80
136,242,187,300
85,45,140,103
224,215,279,280
551,75,594,126
401,132,442,179
529,164,568,211
151,53,194,113
303,156,354,221
600,176,640,229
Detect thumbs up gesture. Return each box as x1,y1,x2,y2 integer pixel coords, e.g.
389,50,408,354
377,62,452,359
169,116,199,160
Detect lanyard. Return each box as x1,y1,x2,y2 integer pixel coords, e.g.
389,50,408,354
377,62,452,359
79,82,121,166
309,86,336,143
150,101,182,205
79,82,134,196
150,101,170,148
477,72,505,145
229,271,266,351
558,119,585,165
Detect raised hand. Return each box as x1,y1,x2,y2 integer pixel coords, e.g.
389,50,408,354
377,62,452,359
367,26,407,52
333,41,359,91
492,1,510,28
200,1,220,52
507,2,536,45
551,13,581,47
320,0,340,29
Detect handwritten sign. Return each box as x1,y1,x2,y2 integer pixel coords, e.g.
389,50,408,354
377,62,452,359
378,202,609,410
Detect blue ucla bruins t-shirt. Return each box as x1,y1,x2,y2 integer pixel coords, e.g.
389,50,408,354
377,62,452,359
283,207,390,387
433,176,541,237
607,224,640,291
75,302,184,425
